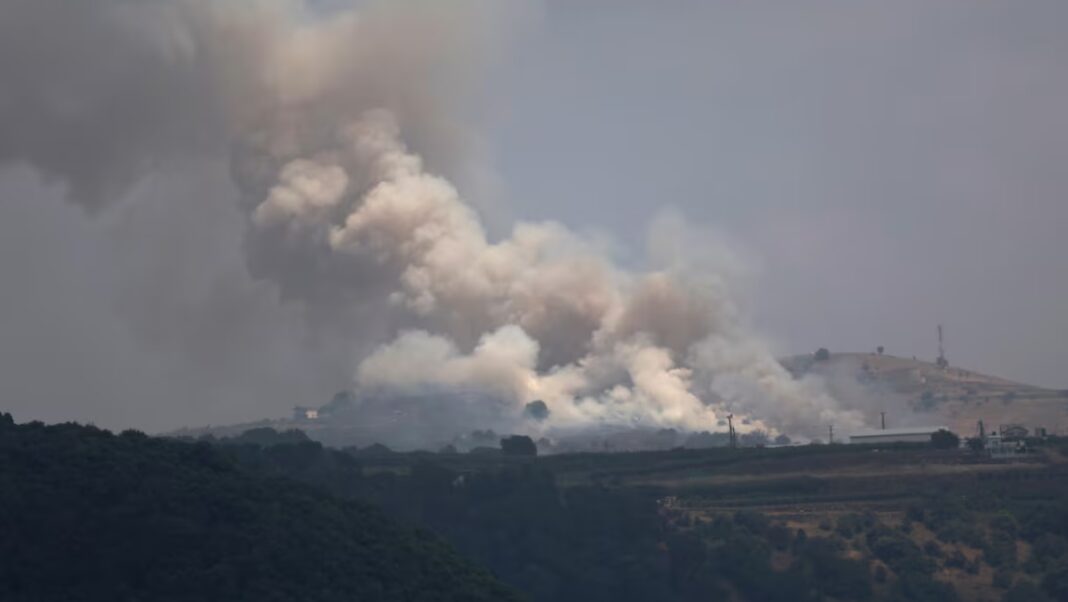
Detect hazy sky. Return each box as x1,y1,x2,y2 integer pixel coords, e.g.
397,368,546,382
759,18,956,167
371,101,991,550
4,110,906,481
0,0,1065,432
486,1,1068,387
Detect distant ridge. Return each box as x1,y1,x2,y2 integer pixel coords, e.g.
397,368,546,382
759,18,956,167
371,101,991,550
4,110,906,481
782,352,1068,436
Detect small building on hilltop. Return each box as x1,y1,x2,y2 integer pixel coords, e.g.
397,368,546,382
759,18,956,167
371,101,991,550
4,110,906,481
848,426,948,445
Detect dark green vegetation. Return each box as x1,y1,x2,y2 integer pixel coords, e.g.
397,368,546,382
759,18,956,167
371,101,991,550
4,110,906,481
930,429,960,449
499,434,537,456
0,414,519,602
7,413,1068,602
212,429,1068,602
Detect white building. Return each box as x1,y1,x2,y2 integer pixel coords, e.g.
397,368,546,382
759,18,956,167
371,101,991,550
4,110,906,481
848,426,948,445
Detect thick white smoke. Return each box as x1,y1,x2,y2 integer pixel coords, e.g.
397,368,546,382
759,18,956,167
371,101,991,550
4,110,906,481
235,106,864,438
0,0,865,439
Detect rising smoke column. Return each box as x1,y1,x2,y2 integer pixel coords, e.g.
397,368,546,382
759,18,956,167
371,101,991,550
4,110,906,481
0,0,864,439
237,109,863,438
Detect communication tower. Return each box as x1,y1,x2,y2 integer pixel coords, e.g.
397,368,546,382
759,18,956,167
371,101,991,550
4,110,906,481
936,324,949,369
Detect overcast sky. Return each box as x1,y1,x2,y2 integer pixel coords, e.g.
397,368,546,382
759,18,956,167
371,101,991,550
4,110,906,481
0,1,1065,431
486,1,1068,388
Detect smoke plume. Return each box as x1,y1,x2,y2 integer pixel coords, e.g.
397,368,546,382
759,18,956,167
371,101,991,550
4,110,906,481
0,0,865,441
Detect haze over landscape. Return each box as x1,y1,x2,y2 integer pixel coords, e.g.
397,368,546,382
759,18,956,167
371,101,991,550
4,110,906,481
5,3,1068,602
1,0,1066,442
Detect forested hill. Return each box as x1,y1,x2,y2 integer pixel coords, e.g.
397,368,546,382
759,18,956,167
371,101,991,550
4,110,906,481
0,413,521,602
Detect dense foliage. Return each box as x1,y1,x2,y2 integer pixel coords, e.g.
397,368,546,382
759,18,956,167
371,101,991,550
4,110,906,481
214,430,977,602
930,429,961,449
0,414,520,602
216,427,1068,602
500,435,537,456
8,416,1065,602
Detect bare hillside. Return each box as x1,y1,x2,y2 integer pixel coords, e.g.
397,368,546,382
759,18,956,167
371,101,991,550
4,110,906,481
783,352,1068,437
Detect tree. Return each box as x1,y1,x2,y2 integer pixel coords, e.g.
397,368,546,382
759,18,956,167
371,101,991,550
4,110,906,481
993,567,1013,588
500,435,537,456
814,348,831,361
1042,561,1068,601
877,346,884,355
0,417,520,602
1002,581,1052,602
524,400,550,421
796,537,873,600
931,429,961,449
874,564,887,583
226,427,310,446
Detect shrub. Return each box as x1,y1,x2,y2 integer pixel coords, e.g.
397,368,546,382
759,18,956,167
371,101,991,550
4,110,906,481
1002,581,1052,602
945,550,968,569
1042,561,1068,601
990,513,1019,539
984,531,1018,568
993,567,1013,589
795,537,872,600
936,520,986,548
905,504,926,523
500,435,537,456
896,574,959,602
924,540,943,558
931,429,961,449
868,528,935,576
767,523,792,551
874,564,887,583
733,510,770,536
1031,534,1068,568
1020,502,1068,541
836,513,869,538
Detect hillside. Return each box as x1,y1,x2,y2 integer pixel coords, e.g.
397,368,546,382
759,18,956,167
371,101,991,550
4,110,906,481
170,353,1068,450
0,413,520,602
204,426,1068,601
782,352,1068,437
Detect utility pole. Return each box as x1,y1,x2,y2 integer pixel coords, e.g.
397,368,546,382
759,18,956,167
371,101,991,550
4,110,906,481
880,412,886,430
828,424,834,444
727,414,736,449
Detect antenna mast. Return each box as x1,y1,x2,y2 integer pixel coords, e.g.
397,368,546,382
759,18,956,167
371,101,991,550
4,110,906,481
936,324,948,369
